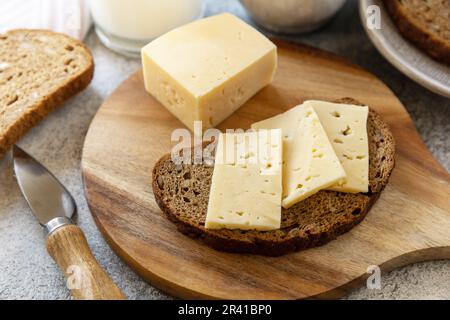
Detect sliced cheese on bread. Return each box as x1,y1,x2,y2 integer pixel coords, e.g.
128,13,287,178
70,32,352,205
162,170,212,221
152,99,396,255
205,129,283,230
307,100,369,193
252,104,346,209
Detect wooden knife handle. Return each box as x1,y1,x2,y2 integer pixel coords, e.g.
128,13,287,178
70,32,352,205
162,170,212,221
46,224,126,300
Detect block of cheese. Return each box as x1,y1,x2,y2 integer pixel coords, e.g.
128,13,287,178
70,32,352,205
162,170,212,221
252,104,346,209
306,100,369,193
141,13,277,132
205,130,283,230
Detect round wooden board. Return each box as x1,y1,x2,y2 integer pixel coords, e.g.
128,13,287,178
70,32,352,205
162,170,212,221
82,40,450,299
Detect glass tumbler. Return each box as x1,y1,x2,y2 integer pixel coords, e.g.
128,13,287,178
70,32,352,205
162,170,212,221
88,0,204,57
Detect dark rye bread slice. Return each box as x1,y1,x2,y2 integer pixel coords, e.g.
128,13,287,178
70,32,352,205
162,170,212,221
0,29,94,157
383,0,450,65
152,98,395,256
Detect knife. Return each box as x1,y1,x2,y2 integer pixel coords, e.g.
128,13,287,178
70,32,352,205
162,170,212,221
13,145,126,300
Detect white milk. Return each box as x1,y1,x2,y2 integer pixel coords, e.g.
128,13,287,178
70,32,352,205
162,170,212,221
89,0,204,40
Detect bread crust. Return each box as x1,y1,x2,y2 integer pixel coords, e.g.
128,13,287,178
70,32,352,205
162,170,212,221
383,0,450,65
0,29,94,156
152,101,395,256
153,169,381,256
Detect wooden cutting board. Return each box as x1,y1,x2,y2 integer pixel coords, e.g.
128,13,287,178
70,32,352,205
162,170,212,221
81,40,450,299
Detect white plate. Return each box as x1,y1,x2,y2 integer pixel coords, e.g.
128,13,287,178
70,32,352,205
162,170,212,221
359,0,450,98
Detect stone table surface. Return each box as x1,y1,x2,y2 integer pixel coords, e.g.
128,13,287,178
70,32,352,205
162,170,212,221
0,0,449,300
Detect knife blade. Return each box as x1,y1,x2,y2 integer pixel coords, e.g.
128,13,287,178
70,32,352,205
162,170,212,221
13,145,126,300
13,145,75,231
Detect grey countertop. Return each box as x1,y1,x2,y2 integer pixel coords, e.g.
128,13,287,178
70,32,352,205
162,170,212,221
0,0,449,300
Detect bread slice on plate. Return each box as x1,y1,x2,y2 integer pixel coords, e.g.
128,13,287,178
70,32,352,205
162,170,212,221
0,29,94,157
152,98,395,256
383,0,450,65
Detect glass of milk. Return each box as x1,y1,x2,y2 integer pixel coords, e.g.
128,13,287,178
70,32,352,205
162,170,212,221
89,0,204,57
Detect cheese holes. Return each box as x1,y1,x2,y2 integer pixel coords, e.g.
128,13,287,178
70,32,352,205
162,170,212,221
331,111,341,118
333,138,344,144
341,126,352,136
313,152,324,158
312,148,323,157
343,154,353,160
242,152,254,159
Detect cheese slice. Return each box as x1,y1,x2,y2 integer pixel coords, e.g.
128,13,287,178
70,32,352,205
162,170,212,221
205,130,282,230
306,100,369,193
142,13,277,132
252,104,346,209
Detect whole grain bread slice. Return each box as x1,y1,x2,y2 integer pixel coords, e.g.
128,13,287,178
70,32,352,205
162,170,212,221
383,0,450,65
152,98,395,256
0,29,94,157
